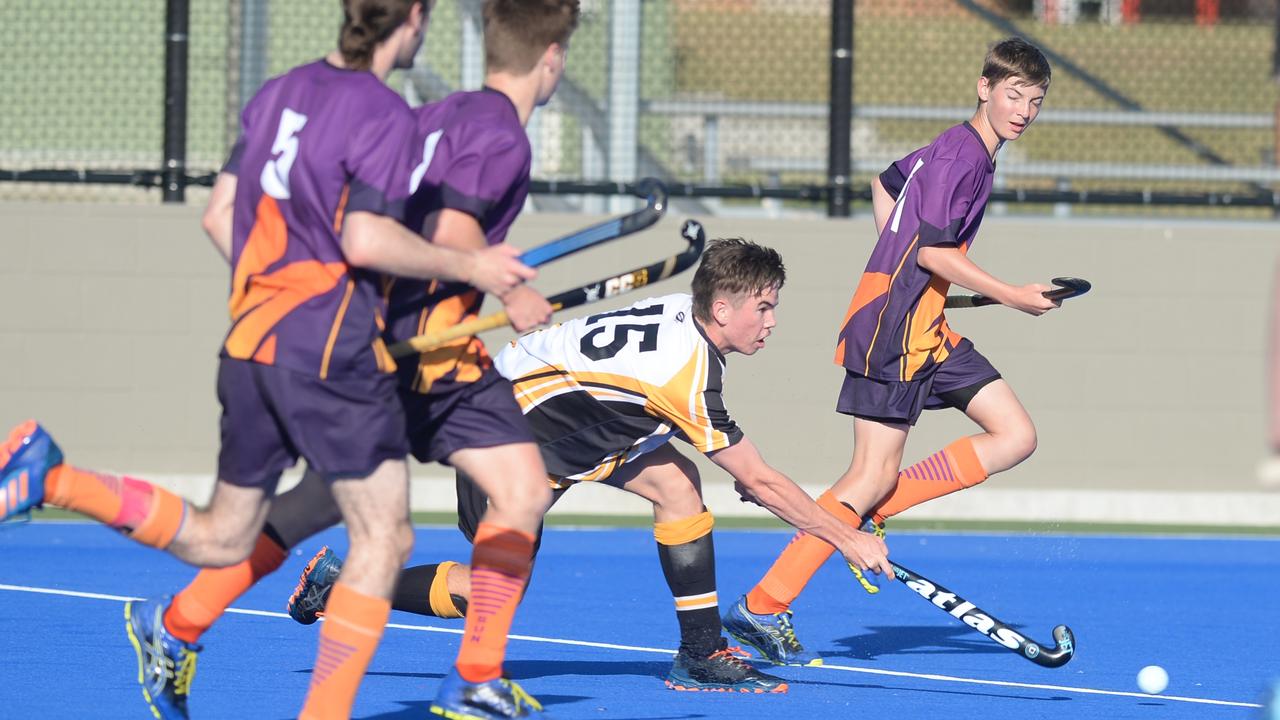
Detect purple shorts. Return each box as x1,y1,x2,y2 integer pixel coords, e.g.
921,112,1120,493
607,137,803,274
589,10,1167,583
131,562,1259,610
400,367,536,464
836,338,1000,426
216,358,409,489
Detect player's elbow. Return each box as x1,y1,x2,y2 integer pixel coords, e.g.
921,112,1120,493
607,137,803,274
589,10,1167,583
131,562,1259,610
340,213,385,269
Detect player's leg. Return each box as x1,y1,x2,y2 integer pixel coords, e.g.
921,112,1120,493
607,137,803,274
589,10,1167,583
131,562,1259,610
298,458,414,720
609,445,786,693
868,343,1025,523
432,441,551,716
165,468,341,644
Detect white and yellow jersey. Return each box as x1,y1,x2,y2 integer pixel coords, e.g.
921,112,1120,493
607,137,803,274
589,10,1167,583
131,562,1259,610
495,293,743,487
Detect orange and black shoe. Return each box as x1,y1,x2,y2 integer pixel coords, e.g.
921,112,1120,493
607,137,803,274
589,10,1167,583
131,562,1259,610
664,638,788,694
287,546,343,624
0,420,62,522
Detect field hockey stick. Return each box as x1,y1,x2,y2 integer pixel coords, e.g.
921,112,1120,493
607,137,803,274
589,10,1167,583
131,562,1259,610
944,276,1091,309
388,219,707,358
518,178,668,268
892,561,1076,668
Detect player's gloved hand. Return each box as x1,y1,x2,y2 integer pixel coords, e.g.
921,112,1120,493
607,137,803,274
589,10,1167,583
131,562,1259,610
468,243,537,297
502,285,554,333
838,529,892,588
1007,283,1058,316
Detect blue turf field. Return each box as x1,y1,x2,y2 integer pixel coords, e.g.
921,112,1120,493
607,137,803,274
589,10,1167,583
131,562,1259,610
0,522,1275,719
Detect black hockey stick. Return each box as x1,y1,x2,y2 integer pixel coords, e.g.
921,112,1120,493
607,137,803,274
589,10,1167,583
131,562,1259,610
892,561,1076,668
518,178,667,267
388,219,706,358
944,276,1091,309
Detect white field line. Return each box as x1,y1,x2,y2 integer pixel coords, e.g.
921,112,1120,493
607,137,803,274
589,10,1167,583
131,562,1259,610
0,582,1261,710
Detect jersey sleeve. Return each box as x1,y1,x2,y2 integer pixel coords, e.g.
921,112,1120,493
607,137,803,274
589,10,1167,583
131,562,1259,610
433,127,531,226
915,159,981,249
344,103,417,218
221,82,269,176
651,351,744,455
878,147,925,200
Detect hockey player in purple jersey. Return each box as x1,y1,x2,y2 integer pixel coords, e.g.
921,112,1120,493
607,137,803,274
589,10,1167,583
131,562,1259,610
0,2,537,719
724,37,1064,667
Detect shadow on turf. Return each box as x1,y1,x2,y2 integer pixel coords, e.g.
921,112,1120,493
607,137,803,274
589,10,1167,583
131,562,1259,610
780,674,1072,704
830,624,1026,660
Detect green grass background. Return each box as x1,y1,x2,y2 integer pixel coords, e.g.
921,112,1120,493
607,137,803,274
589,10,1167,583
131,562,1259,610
3,1,1276,204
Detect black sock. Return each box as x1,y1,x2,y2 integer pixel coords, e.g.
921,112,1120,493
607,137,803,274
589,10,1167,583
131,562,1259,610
390,564,458,617
657,532,721,658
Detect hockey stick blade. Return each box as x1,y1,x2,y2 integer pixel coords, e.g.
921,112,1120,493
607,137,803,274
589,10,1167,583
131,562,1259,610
518,178,668,268
892,561,1076,669
388,219,706,358
945,276,1091,309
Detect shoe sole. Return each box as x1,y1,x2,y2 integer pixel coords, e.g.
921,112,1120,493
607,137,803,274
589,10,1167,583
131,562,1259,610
665,679,789,693
124,602,166,720
429,704,499,720
0,421,41,519
287,546,335,625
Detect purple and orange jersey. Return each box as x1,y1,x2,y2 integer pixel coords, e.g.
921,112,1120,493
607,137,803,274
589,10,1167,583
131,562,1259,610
835,122,996,382
220,60,417,380
386,88,533,395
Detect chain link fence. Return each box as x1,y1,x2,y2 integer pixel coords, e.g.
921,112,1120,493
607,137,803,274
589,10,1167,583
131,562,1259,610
4,0,1278,215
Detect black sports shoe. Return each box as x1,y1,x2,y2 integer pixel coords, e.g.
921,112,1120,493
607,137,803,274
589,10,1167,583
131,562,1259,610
664,638,789,693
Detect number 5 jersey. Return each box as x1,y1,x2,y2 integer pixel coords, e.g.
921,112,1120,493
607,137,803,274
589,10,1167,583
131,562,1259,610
495,293,744,487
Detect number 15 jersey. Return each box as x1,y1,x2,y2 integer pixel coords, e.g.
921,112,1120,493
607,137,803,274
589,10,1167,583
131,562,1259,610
494,293,744,487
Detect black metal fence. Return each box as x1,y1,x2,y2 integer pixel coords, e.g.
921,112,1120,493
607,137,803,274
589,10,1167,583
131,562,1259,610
4,0,1278,215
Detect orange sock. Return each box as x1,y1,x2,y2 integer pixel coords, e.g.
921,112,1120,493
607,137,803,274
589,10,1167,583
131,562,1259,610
298,582,391,720
45,466,186,549
872,437,988,524
455,522,534,683
164,533,288,643
746,491,861,615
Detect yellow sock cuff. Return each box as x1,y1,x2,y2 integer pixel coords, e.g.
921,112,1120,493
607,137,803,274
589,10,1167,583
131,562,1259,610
428,561,466,619
653,510,714,546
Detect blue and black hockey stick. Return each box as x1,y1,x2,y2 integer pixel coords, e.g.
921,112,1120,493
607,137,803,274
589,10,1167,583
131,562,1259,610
518,178,667,267
892,561,1076,668
388,219,705,358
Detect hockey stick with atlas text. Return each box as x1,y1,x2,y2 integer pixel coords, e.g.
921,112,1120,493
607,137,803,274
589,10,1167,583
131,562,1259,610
892,561,1076,668
388,219,707,359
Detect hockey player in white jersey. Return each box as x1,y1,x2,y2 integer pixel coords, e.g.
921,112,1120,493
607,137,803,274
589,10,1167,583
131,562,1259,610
289,238,891,693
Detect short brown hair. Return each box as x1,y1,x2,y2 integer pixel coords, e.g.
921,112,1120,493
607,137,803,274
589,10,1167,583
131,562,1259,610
338,0,425,71
691,238,786,323
483,0,580,74
982,37,1051,89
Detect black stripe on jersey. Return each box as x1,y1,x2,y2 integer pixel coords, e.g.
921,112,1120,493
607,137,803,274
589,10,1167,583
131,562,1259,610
512,368,572,386
577,380,647,401
526,392,666,479
698,347,743,443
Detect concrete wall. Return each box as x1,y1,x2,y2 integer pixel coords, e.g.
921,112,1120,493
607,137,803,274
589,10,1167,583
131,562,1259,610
1,202,1276,521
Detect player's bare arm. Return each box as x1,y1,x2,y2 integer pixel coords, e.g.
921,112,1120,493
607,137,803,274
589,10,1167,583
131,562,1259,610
341,210,535,295
917,245,1056,316
200,172,236,262
421,208,552,331
710,436,892,577
870,175,896,236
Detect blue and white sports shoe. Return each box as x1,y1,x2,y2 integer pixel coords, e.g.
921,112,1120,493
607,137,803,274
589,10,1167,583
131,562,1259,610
430,668,544,720
0,420,62,522
721,595,821,667
125,597,201,720
848,517,887,594
287,546,344,625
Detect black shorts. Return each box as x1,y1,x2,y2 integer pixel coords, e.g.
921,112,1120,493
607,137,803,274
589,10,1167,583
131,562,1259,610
216,358,408,489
